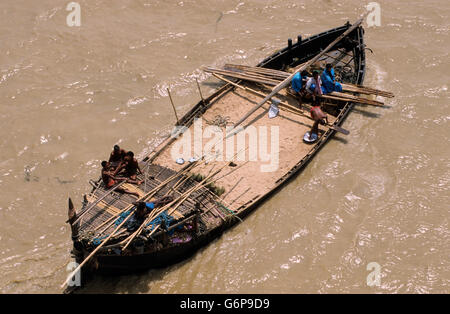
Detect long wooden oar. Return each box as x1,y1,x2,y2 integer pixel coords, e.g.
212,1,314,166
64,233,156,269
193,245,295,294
213,73,349,135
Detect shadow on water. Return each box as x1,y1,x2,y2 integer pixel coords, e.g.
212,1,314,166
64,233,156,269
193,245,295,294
331,136,348,144
73,245,211,294
351,107,382,118
202,80,225,90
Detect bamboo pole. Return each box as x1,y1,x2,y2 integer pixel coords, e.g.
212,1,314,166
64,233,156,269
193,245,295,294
203,67,279,86
341,83,394,98
65,163,202,286
229,187,251,206
221,176,243,201
167,88,179,124
195,78,205,105
331,50,351,67
206,67,281,83
220,67,284,81
225,64,290,77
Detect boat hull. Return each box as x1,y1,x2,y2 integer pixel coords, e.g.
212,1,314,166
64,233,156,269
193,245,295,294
77,22,366,275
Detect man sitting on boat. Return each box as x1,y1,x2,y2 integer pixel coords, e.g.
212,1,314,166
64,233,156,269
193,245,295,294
321,63,343,94
126,196,175,231
290,70,308,104
101,161,140,197
134,196,174,221
109,145,127,165
305,70,325,104
113,151,143,185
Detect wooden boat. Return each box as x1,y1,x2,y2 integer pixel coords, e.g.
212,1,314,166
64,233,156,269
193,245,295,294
66,21,368,285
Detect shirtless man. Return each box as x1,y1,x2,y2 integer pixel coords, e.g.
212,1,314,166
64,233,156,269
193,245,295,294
109,145,127,169
101,161,139,198
113,151,143,185
310,101,329,137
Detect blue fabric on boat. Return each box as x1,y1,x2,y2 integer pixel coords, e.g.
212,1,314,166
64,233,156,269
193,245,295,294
92,235,108,246
114,210,132,226
145,211,181,235
145,202,155,210
321,68,342,94
291,72,303,92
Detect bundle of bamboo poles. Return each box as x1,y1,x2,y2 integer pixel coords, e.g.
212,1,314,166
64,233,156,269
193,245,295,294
223,64,395,98
203,64,394,107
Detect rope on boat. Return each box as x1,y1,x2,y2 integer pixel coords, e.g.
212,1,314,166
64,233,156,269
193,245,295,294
216,201,243,222
203,115,234,129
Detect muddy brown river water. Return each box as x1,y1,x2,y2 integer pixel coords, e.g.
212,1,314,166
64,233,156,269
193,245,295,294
0,0,448,293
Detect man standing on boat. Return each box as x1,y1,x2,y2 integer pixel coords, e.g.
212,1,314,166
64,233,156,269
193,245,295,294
321,63,343,94
308,101,329,142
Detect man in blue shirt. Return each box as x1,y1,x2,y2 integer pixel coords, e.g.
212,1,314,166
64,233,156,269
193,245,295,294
135,201,155,221
290,70,308,104
321,63,343,94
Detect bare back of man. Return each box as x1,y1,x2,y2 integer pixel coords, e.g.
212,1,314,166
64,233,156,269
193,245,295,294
101,161,140,198
310,105,329,136
113,152,143,185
